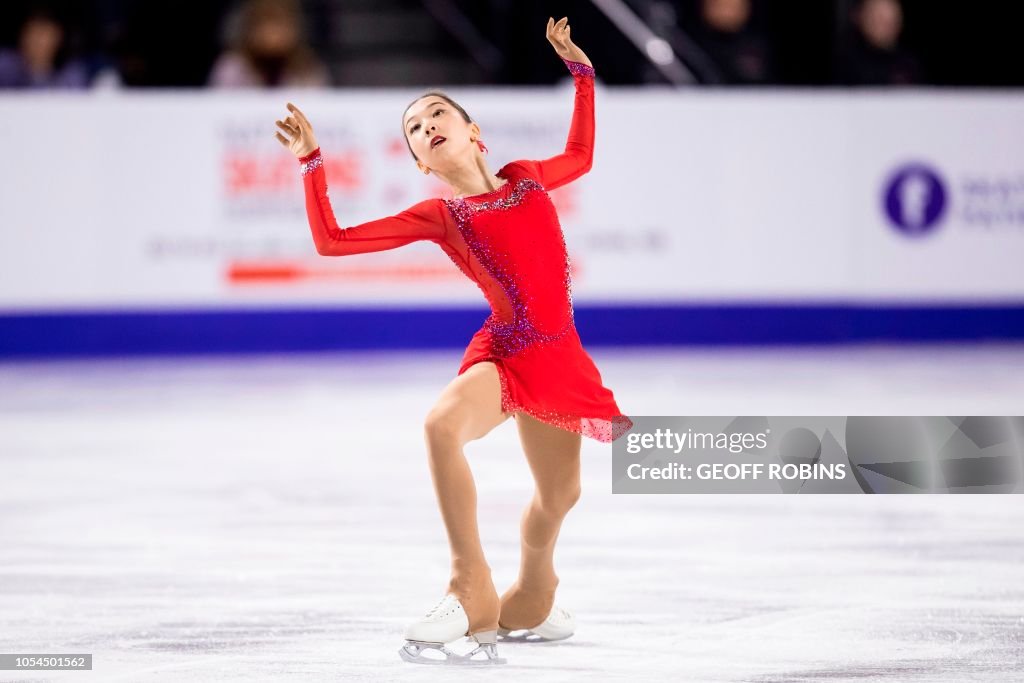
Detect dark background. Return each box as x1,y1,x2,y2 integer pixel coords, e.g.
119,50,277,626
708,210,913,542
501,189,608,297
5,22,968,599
1,0,1021,87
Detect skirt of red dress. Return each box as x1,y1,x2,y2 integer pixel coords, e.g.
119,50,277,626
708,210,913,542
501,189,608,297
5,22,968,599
457,324,633,443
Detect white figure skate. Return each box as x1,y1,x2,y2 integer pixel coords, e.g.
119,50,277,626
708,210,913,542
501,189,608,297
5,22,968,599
398,593,506,665
497,604,575,642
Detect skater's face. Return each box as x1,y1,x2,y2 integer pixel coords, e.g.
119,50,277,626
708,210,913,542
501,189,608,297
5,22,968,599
403,96,480,174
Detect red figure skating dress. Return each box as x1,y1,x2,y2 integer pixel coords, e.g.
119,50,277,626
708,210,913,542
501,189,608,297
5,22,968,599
297,58,632,443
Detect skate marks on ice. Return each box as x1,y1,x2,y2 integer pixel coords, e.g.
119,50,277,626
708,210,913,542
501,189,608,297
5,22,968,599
740,607,1022,682
574,490,1024,682
0,348,1023,681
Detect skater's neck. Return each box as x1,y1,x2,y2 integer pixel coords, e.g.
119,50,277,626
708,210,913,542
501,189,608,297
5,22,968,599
437,158,506,200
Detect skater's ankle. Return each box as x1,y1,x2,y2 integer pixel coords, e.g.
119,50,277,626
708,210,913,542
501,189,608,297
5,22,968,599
449,580,500,634
449,562,493,586
447,569,498,599
450,558,492,579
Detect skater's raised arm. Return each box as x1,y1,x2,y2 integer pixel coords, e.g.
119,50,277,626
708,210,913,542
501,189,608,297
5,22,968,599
276,103,445,256
518,18,596,191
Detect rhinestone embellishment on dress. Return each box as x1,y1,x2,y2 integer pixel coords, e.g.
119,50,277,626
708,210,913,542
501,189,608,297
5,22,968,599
562,58,595,79
444,178,575,358
299,149,323,176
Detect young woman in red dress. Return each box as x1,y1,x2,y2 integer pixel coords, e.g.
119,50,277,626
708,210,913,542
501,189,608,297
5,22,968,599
275,16,631,665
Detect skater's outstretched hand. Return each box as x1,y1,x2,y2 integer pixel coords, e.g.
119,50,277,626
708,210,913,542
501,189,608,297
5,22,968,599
275,102,319,157
546,16,592,68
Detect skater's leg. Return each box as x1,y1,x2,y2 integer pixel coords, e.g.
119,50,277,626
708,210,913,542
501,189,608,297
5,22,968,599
499,413,582,631
423,360,510,635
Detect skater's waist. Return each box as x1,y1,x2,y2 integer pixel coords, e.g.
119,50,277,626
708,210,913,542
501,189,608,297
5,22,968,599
482,313,576,357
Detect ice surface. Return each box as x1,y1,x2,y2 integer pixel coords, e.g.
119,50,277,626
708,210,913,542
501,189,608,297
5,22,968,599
1,345,1022,681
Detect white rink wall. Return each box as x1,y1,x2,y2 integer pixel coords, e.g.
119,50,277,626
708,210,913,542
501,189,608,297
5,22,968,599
2,89,1024,311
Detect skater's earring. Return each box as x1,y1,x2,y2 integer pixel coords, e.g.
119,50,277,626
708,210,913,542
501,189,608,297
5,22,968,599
476,139,488,154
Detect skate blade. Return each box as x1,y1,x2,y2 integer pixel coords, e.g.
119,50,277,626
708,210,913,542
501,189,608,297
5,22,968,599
399,639,507,665
497,626,574,642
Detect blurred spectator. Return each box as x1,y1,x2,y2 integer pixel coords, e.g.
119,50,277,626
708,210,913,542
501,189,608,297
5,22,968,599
0,7,89,88
692,0,776,84
836,0,921,85
89,27,146,88
208,0,329,88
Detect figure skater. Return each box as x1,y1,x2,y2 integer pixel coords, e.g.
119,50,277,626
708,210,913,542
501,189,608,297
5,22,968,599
274,16,632,665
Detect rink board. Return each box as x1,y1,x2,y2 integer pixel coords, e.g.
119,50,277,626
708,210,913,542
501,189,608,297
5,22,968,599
1,89,1023,353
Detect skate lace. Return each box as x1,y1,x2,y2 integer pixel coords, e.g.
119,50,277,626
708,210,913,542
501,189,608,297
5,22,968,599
424,594,458,619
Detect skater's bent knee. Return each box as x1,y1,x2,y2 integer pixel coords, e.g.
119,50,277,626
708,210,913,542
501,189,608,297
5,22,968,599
423,408,465,447
535,485,581,517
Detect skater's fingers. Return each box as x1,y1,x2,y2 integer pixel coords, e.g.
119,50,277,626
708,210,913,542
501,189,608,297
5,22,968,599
274,131,290,147
287,102,313,131
548,18,570,50
275,119,297,136
291,113,310,134
546,17,560,44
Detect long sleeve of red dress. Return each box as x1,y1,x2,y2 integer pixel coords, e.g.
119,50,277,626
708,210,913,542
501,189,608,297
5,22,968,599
514,59,596,190
295,58,632,443
297,149,447,256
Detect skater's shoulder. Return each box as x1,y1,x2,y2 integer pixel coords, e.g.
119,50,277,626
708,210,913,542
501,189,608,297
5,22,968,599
499,160,532,175
498,160,543,183
398,197,457,234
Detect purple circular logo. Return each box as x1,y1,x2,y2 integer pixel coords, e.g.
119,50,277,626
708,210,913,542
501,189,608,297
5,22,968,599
882,164,948,236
